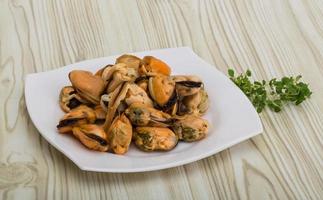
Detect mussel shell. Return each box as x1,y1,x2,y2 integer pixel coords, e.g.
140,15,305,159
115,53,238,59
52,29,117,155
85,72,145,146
175,81,202,97
57,118,80,128
85,133,108,146
67,98,82,109
176,81,202,88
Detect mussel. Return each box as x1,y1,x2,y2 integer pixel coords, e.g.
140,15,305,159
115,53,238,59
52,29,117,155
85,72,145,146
148,74,177,110
94,105,106,124
134,127,178,151
57,105,96,134
59,86,89,112
172,75,202,97
102,63,139,93
69,70,105,104
140,56,171,76
125,102,172,127
116,54,142,69
124,83,153,107
171,115,209,142
72,124,109,152
108,114,133,154
178,89,209,116
102,82,153,130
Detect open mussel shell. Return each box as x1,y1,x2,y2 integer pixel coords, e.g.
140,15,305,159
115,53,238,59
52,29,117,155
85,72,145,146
134,127,178,151
72,124,109,152
59,86,90,112
125,102,172,127
57,105,96,134
116,54,142,69
171,115,209,142
69,70,105,105
108,114,133,154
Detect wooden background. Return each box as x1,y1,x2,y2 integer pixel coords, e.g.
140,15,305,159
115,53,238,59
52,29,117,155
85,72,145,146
0,0,322,199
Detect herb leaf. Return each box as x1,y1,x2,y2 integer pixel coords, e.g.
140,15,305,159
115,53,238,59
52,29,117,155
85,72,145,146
228,69,312,113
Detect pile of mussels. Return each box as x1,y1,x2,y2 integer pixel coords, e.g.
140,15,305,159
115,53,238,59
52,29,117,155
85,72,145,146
57,55,209,154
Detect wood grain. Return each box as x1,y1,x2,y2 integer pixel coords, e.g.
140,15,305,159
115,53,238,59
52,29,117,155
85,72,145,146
0,0,322,199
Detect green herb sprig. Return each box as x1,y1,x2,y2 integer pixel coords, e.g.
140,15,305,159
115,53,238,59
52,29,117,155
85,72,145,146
228,69,312,113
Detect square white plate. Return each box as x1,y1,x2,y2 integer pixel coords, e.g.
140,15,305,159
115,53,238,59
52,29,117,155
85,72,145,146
25,47,263,172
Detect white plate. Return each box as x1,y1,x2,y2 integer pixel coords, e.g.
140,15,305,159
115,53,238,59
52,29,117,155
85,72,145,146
25,47,263,173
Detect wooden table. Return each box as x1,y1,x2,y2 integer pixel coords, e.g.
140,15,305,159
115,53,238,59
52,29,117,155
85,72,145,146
1,0,322,199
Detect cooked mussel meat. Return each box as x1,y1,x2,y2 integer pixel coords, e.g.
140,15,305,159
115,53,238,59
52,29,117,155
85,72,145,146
108,114,132,154
140,56,171,76
102,63,139,93
116,54,142,69
196,89,209,115
124,83,153,107
94,105,106,124
125,102,172,127
148,74,177,110
72,124,108,151
103,82,153,130
172,115,208,142
69,70,105,104
59,86,89,112
57,54,210,155
178,89,209,116
172,75,202,97
134,127,178,151
57,105,96,134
